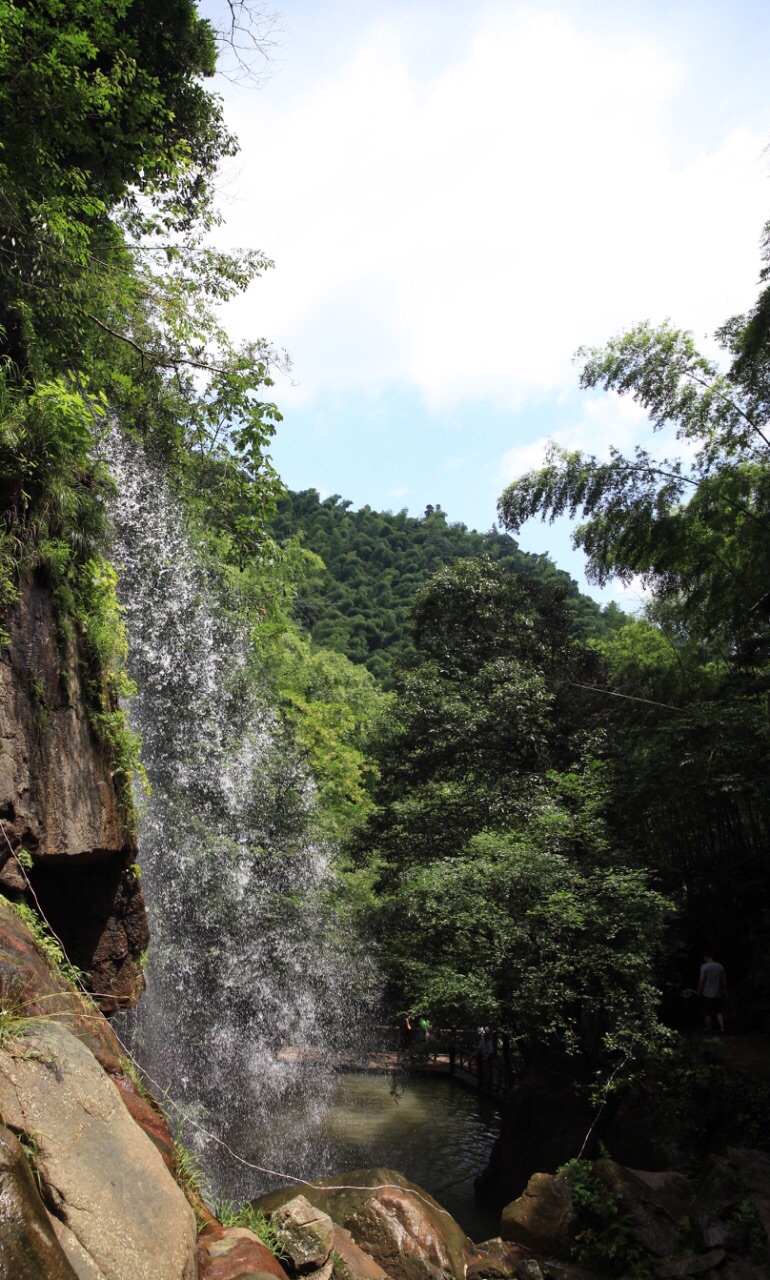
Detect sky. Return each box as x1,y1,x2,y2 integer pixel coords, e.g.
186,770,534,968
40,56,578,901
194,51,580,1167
204,0,770,606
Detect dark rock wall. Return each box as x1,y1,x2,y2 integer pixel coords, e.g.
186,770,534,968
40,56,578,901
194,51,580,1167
0,570,147,1010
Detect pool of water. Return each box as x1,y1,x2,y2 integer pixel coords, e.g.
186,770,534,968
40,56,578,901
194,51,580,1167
246,1073,502,1242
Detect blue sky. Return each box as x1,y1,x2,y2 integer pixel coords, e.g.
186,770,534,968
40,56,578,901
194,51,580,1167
204,0,770,605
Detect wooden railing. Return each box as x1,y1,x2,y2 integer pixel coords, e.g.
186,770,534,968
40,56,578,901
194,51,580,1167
390,1026,523,1103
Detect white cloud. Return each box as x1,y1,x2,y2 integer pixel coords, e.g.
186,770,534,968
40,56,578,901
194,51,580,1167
216,6,770,411
499,394,649,485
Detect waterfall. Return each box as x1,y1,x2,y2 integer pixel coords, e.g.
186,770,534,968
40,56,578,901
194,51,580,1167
105,433,375,1202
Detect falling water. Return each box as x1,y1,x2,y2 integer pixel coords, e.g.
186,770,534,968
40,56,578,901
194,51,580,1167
106,433,376,1201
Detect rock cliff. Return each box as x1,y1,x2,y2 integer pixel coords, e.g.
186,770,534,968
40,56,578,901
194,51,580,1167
0,570,147,1010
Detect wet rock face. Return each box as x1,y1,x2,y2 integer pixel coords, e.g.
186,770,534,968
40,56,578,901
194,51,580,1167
0,1018,198,1280
0,572,147,1010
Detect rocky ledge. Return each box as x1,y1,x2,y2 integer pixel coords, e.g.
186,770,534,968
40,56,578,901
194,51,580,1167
251,1153,770,1280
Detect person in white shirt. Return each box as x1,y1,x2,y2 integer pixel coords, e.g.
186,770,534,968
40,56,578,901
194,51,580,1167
698,951,728,1033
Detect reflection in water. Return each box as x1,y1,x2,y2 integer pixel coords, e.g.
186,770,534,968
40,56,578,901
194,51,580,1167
253,1074,501,1241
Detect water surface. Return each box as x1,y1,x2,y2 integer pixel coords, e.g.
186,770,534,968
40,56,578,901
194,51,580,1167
255,1072,501,1241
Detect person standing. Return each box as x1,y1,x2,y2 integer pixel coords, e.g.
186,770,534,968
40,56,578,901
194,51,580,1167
698,950,728,1033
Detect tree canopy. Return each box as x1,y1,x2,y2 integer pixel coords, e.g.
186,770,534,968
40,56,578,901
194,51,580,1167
498,317,770,665
270,488,624,686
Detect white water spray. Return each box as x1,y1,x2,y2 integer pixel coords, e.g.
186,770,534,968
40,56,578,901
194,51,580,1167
106,434,375,1201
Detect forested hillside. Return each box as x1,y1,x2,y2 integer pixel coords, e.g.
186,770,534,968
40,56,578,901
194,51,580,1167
271,489,625,684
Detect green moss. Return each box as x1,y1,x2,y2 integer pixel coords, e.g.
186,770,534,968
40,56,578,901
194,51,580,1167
28,667,50,734
51,555,150,821
118,1054,155,1106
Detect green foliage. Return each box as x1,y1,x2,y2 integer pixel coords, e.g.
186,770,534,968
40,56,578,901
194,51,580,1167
0,0,288,858
118,1054,154,1105
381,826,672,1062
214,1201,287,1258
173,1129,206,1200
15,1129,43,1192
358,558,606,874
0,0,226,366
649,1047,770,1155
496,220,770,1012
0,0,286,596
353,559,672,1063
727,1199,766,1263
0,370,112,595
70,558,150,811
270,490,619,687
12,901,86,991
212,530,387,843
0,362,148,813
560,1159,646,1275
269,633,383,839
498,318,770,665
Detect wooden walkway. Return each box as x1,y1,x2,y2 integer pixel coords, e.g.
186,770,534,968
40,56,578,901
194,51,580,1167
328,1033,518,1104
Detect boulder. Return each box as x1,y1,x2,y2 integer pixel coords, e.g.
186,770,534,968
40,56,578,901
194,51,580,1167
198,1224,292,1280
0,895,119,1060
500,1173,577,1258
308,1260,335,1280
0,1018,197,1280
653,1249,726,1278
330,1224,393,1280
465,1236,524,1280
511,1265,543,1280
592,1160,691,1257
272,1196,335,1272
255,1169,472,1280
0,1121,81,1279
718,1263,770,1280
697,1148,770,1262
112,1069,178,1176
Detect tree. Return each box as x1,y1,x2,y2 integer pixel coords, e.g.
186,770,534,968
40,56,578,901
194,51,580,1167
497,318,770,664
357,558,605,880
497,227,770,998
0,0,287,857
0,0,226,362
270,488,614,686
382,827,672,1064
0,0,284,571
351,557,672,1063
